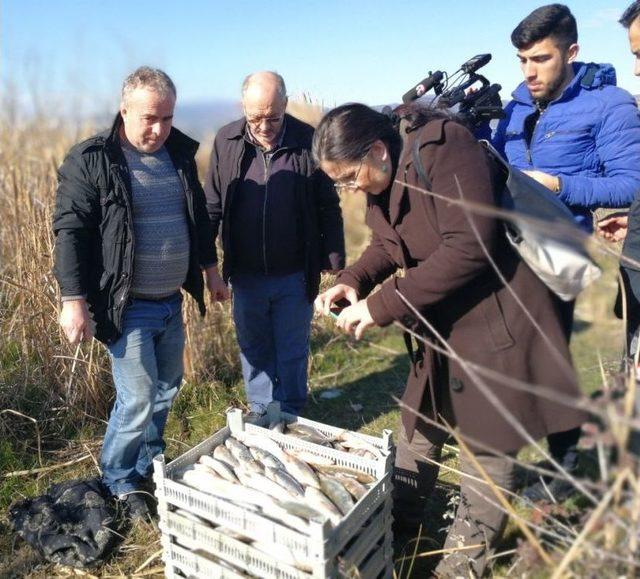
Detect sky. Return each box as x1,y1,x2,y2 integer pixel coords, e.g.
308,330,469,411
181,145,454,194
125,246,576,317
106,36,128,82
2,0,638,120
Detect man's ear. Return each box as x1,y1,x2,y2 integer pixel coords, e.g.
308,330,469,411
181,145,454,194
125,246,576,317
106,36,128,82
566,43,579,64
120,101,127,118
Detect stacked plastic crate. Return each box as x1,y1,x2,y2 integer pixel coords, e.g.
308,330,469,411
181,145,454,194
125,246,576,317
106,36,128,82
153,405,395,578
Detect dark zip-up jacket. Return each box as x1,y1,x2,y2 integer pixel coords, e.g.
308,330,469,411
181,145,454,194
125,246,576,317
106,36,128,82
53,114,216,344
204,114,345,302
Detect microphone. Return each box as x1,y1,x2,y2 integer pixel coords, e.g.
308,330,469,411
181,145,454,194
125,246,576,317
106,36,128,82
402,71,444,104
460,54,492,74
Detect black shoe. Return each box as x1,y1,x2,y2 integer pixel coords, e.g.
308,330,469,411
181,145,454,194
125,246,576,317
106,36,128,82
119,491,153,522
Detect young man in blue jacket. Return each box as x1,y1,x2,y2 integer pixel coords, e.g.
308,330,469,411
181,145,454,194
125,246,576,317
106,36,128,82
494,4,640,502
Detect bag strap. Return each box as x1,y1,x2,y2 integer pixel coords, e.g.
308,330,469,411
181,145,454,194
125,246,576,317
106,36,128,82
411,135,431,190
478,139,510,172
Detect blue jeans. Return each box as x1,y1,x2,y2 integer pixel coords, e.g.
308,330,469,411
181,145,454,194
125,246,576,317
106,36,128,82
232,271,313,415
101,293,184,495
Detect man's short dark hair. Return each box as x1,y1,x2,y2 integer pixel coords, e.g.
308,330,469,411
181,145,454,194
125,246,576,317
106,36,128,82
620,1,640,28
511,4,578,51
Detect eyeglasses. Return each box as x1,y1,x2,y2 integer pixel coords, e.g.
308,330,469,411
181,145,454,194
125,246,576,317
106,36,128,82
245,113,285,128
333,150,369,193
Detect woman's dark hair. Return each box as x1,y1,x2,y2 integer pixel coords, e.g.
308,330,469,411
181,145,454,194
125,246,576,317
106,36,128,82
312,102,454,169
511,4,577,52
620,0,640,28
312,103,403,167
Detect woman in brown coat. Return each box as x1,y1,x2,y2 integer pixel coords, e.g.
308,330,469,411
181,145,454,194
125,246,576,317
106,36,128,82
312,104,588,577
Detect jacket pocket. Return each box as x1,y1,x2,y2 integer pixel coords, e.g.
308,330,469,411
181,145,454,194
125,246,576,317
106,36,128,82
482,292,515,351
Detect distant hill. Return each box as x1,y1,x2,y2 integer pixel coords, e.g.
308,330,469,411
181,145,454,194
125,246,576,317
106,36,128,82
173,99,241,140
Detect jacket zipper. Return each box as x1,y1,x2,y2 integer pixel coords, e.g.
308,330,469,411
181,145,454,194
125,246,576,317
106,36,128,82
112,165,135,317
262,151,271,275
525,108,546,165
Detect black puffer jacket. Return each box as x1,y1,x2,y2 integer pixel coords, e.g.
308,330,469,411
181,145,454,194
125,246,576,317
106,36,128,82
53,114,215,344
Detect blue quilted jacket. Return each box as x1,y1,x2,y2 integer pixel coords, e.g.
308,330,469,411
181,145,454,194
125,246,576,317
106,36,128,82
492,62,640,231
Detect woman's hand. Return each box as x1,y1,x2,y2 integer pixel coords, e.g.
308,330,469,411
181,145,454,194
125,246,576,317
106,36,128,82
314,284,358,316
336,300,375,340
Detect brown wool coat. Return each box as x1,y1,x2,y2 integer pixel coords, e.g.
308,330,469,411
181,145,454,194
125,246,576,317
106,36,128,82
337,119,588,454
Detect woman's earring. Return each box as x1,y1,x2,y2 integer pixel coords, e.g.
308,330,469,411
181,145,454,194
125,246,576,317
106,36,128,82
381,164,389,173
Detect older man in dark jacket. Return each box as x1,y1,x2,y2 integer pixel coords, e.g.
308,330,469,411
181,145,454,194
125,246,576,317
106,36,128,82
53,67,217,519
204,71,345,417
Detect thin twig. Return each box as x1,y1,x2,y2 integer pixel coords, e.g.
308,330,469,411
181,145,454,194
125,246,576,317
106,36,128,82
0,409,42,467
395,542,484,562
133,548,163,574
2,454,91,478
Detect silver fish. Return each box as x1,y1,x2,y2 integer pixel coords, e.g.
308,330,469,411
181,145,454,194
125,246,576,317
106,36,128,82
250,447,284,470
213,444,239,468
314,464,376,484
225,437,253,462
332,473,368,500
199,455,239,483
280,453,321,489
264,466,305,498
290,449,335,468
286,422,332,442
192,462,223,478
182,468,264,507
336,431,384,459
304,487,341,525
236,458,265,476
350,448,378,460
238,433,286,461
318,473,355,515
235,469,285,500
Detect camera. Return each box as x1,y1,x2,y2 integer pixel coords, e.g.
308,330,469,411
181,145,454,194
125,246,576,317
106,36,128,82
401,54,505,129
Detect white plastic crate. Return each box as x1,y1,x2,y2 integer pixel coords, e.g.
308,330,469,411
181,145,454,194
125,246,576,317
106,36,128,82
154,405,395,578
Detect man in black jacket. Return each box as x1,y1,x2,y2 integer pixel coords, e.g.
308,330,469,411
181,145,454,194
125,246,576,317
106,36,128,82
205,71,345,417
53,67,217,519
598,2,640,362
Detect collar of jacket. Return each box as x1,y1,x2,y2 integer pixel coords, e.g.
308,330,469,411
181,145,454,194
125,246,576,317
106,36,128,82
101,113,200,159
400,118,447,170
510,61,618,107
221,113,312,150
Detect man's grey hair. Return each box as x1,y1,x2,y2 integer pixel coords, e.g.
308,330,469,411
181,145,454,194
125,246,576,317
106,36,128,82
121,66,177,105
241,71,287,100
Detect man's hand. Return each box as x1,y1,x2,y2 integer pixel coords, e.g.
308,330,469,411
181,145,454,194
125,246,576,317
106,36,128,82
335,299,375,340
314,283,358,317
205,266,230,301
523,170,561,193
59,299,93,345
596,214,629,242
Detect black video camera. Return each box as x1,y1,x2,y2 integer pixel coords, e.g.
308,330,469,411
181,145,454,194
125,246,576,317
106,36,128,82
401,54,504,129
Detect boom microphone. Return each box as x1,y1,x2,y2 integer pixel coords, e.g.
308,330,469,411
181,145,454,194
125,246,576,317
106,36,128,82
402,71,444,104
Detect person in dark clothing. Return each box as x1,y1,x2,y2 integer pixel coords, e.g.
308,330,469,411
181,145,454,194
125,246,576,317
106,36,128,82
204,71,345,417
53,67,218,520
492,3,640,502
598,2,640,363
313,103,587,576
